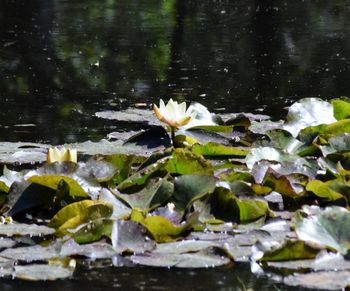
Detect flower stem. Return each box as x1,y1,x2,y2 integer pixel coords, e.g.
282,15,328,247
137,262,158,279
170,127,176,146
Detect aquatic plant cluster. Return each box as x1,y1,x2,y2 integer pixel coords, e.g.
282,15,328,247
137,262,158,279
0,98,350,288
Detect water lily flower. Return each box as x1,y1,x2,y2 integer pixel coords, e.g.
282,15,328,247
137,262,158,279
153,99,196,129
47,147,77,163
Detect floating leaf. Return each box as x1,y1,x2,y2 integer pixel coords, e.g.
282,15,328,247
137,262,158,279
192,142,248,158
165,148,213,175
131,209,199,242
131,250,230,268
0,244,59,262
113,178,173,210
333,99,350,120
49,200,113,236
14,263,75,281
25,162,97,198
283,98,336,137
283,271,350,290
103,153,146,184
73,218,113,244
295,206,350,254
299,119,350,144
124,127,171,149
306,180,345,202
60,239,117,259
173,175,216,212
260,240,319,262
0,222,54,237
111,220,155,253
210,187,271,223
117,159,167,192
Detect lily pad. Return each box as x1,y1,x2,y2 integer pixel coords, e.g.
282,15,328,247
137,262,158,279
192,142,248,158
173,175,216,212
333,99,350,120
113,178,173,210
283,98,336,137
25,162,99,198
210,187,272,223
49,200,113,236
0,222,55,237
283,271,350,290
295,206,350,254
14,263,75,281
0,244,59,262
60,239,117,259
131,250,230,268
165,148,213,175
131,209,199,242
111,220,155,253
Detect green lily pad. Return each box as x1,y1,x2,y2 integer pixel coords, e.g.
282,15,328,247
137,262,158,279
117,159,167,192
113,178,173,210
49,200,113,236
165,148,213,175
210,187,271,223
299,119,350,144
295,206,350,254
103,153,146,184
192,142,248,158
333,99,350,120
306,180,345,202
259,240,319,262
131,209,199,242
73,218,113,244
173,175,216,212
25,162,98,198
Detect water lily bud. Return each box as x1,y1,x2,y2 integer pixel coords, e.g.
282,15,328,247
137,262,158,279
47,147,78,163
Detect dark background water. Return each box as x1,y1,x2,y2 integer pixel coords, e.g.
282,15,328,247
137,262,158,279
0,0,349,289
0,0,349,144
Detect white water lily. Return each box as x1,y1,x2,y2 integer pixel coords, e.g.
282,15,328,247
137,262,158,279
153,99,196,129
47,147,77,163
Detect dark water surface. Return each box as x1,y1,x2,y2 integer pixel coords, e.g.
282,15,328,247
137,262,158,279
0,0,350,290
1,0,350,144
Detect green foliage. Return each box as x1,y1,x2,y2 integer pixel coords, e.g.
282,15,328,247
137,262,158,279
3,98,350,285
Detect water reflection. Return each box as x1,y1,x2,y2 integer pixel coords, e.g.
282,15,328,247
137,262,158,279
0,0,349,143
0,263,299,291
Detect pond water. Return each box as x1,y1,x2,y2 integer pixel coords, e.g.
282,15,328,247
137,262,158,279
0,0,349,289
